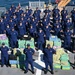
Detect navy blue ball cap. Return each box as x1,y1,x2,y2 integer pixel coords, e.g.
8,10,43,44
27,44,30,46
36,7,38,9
47,44,50,47
2,42,5,45
67,18,70,20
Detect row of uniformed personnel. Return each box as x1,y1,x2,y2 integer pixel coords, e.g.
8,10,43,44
0,42,55,74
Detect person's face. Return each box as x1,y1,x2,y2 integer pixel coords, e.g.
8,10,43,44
48,46,50,49
66,16,68,18
10,20,12,22
6,11,8,14
17,10,19,12
56,15,58,17
4,16,6,19
20,23,22,26
26,10,28,13
7,25,9,28
2,45,5,47
45,19,46,21
64,11,66,13
1,19,3,22
27,46,30,49
21,13,24,16
10,8,11,11
36,8,38,10
40,30,42,33
67,30,69,32
46,7,48,10
28,7,30,9
55,7,58,9
67,20,70,22
24,14,26,17
63,7,65,10
12,4,14,7
57,25,59,28
35,17,37,20
56,21,58,23
33,19,34,21
31,26,33,28
46,26,48,28
74,8,75,11
13,16,16,18
12,28,14,31
21,18,23,20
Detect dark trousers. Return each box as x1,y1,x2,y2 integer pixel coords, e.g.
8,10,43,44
37,41,44,50
10,39,17,48
44,60,53,71
1,55,8,65
64,38,71,49
25,60,34,72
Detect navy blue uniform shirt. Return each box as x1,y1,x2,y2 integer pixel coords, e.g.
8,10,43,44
24,48,35,61
43,48,56,62
0,46,9,56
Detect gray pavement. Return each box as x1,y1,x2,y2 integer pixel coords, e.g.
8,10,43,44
0,65,36,75
42,69,75,75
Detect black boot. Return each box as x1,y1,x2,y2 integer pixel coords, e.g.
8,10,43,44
6,65,8,67
51,71,54,74
24,70,28,74
1,65,4,67
44,69,48,74
32,71,35,74
73,62,75,69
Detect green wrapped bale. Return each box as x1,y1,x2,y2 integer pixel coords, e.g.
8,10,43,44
61,60,70,70
53,64,61,69
18,40,25,48
60,54,69,61
61,65,70,70
61,61,70,66
54,39,61,47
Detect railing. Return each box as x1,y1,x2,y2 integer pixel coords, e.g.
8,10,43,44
29,1,45,9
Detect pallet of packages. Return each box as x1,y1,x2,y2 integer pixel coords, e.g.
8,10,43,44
18,40,25,48
60,53,69,61
0,34,7,40
9,60,19,68
54,39,62,47
61,62,71,70
53,64,61,69
11,64,17,68
49,36,58,41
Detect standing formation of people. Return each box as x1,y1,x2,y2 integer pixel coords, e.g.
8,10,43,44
0,4,75,50
0,4,75,74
